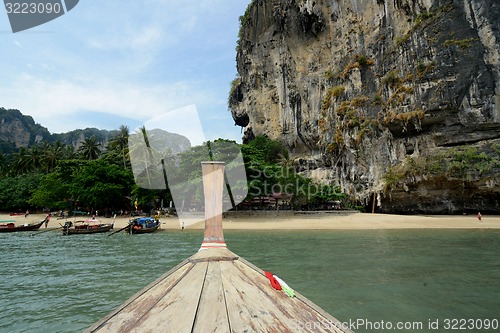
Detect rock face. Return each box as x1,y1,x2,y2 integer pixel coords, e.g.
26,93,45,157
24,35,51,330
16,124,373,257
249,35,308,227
0,108,193,158
230,0,500,213
0,108,116,152
0,108,51,152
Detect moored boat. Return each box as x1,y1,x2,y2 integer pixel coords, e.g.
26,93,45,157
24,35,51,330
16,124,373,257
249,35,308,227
126,217,161,234
0,220,45,233
9,213,24,216
62,219,114,235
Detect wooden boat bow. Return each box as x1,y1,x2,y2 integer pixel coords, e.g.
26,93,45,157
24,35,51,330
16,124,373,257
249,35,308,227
85,162,354,332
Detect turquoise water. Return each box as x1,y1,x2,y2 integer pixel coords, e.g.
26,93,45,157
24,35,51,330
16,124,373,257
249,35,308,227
1,229,499,333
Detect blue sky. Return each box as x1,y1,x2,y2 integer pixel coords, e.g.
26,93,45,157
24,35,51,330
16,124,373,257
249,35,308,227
0,0,250,143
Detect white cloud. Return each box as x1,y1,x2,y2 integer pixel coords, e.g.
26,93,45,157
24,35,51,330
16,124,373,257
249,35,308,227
87,24,163,51
142,105,206,146
1,73,216,133
0,0,249,142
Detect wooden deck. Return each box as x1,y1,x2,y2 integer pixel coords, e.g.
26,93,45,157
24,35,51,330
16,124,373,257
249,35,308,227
86,247,352,333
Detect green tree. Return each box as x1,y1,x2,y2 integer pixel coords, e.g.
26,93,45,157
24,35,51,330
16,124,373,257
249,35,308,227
11,147,42,174
130,185,172,213
29,160,82,210
241,136,289,201
63,144,78,160
40,141,67,173
29,171,71,210
244,135,288,163
311,184,347,206
0,151,9,176
128,126,166,189
78,136,101,160
107,125,130,169
0,173,42,210
70,160,133,211
239,136,349,209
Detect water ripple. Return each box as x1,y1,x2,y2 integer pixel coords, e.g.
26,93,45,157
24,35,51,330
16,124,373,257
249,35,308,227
1,229,500,333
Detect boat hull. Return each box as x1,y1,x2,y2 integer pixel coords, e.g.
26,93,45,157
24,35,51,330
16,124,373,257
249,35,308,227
63,223,113,235
127,223,160,234
0,221,44,233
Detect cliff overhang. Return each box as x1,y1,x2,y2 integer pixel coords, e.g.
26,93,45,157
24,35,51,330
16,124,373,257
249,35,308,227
230,0,500,214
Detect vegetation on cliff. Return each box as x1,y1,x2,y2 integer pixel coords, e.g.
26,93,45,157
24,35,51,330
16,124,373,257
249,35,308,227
384,144,500,188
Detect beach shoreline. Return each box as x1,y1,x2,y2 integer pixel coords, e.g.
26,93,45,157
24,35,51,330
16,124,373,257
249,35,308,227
2,211,499,231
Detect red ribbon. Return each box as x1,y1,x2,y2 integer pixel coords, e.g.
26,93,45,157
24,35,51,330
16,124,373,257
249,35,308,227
264,270,282,290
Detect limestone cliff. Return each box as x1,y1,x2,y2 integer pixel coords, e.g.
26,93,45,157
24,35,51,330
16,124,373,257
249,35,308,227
0,108,50,152
230,0,500,213
0,108,114,152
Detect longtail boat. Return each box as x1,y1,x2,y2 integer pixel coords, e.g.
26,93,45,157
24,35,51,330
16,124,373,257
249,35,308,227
62,219,114,235
0,219,45,233
86,162,354,332
126,217,161,234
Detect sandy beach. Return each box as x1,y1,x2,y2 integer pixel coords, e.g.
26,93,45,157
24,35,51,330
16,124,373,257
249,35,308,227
2,211,499,231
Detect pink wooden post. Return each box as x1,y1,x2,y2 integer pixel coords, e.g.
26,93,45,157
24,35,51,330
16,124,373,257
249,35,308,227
200,162,226,250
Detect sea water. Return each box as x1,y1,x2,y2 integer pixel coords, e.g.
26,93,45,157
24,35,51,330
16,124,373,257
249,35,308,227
0,228,499,333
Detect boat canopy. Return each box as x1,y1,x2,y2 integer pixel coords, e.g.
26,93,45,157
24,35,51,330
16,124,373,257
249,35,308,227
134,217,155,225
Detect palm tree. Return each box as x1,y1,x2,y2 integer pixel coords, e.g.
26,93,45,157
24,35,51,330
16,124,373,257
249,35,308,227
0,152,9,176
108,125,129,168
27,146,42,171
11,147,28,174
128,126,163,189
78,137,101,160
277,152,294,172
63,144,77,160
41,142,64,172
11,146,41,174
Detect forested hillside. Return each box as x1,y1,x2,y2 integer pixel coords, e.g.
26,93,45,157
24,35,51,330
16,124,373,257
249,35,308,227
0,121,346,213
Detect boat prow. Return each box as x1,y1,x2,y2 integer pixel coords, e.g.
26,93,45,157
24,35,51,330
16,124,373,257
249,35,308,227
126,217,161,235
0,219,45,233
62,219,114,235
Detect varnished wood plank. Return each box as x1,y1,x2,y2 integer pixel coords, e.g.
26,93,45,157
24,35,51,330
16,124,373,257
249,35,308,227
125,261,209,332
237,257,348,333
220,259,295,332
292,290,354,333
86,261,194,332
221,259,346,333
192,261,231,333
237,256,353,333
189,247,238,264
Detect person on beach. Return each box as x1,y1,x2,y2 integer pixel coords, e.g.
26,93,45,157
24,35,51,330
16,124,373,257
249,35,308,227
25,209,29,218
477,212,482,221
45,213,51,228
